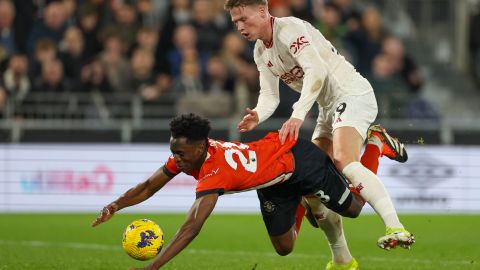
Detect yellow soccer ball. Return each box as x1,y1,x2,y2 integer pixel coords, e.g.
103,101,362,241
122,219,165,261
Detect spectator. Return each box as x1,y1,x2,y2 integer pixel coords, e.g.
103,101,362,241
381,36,422,93
107,3,139,52
288,0,314,23
11,0,35,53
27,2,68,56
347,6,387,76
0,54,30,116
62,0,77,27
168,24,208,78
59,26,87,89
135,27,159,53
135,0,165,29
367,53,408,118
0,0,17,56
171,59,203,94
78,5,102,61
314,2,347,49
128,47,156,94
33,58,72,92
156,0,192,72
332,0,361,32
205,54,235,93
211,0,234,35
99,33,130,92
28,38,57,80
81,57,111,93
191,0,224,54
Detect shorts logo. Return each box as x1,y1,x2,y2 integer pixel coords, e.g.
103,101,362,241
263,201,275,213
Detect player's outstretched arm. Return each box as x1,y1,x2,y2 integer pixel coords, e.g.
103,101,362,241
129,193,219,270
91,166,172,227
237,107,260,132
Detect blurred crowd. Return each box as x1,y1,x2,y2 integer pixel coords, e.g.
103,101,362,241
0,0,435,119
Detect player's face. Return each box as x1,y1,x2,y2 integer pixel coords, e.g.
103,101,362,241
170,137,206,174
230,5,264,41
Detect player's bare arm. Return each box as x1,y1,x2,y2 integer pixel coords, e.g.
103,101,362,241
130,193,219,270
91,166,173,227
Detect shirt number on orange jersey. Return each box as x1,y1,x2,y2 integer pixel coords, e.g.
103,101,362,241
224,149,257,172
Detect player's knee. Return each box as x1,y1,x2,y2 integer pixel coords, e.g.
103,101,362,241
340,200,362,218
333,153,358,171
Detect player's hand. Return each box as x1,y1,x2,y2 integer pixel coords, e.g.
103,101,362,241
279,117,303,144
91,202,118,227
237,108,259,132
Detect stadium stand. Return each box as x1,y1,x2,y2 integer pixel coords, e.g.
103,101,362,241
0,0,478,144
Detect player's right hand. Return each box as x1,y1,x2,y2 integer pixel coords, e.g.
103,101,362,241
91,202,118,227
237,108,259,132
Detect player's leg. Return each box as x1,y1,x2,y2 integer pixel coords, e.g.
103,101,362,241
256,186,301,256
308,116,358,269
302,196,358,269
331,93,414,249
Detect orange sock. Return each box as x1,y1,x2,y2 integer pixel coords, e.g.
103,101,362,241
294,203,306,238
361,143,381,174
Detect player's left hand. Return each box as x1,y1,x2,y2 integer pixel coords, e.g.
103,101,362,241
279,117,303,144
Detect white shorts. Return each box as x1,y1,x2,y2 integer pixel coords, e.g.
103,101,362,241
312,92,378,141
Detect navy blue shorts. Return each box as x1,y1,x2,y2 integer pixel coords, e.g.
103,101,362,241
257,138,353,236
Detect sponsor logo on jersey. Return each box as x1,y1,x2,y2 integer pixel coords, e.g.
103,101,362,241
199,167,220,181
280,65,305,84
289,36,310,55
267,61,273,67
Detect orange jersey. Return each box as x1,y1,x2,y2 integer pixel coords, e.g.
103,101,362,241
164,132,296,197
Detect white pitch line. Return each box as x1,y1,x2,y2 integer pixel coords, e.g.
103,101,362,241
0,240,476,266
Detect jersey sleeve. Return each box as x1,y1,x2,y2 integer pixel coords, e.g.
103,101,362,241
278,20,329,121
195,174,226,199
253,44,280,123
163,155,180,178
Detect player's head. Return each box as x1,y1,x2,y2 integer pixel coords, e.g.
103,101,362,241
169,113,211,173
225,0,269,42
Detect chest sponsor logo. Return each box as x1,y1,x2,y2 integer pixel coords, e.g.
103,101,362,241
199,168,220,181
280,65,305,84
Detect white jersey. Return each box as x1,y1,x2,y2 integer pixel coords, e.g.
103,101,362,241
253,16,373,122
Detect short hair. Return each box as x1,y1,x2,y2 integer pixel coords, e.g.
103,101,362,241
170,113,211,143
224,0,267,11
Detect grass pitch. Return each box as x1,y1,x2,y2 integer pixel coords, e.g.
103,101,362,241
0,213,479,270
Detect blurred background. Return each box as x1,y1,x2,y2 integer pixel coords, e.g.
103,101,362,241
0,0,479,213
0,0,479,143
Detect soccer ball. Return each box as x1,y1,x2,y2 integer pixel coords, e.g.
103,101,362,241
122,219,165,261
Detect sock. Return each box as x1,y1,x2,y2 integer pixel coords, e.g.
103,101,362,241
342,161,403,229
294,203,306,239
318,210,352,264
361,142,381,174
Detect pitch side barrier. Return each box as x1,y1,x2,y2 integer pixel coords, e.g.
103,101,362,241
0,143,479,213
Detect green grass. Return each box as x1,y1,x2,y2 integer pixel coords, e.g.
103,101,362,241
0,213,479,270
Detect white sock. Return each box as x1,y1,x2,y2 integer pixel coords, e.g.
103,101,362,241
342,161,403,229
305,198,352,264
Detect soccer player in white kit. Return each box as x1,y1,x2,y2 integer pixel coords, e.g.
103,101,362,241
225,0,414,269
